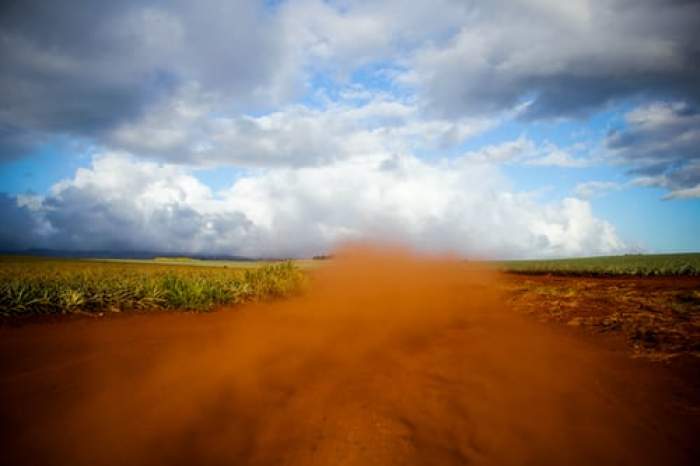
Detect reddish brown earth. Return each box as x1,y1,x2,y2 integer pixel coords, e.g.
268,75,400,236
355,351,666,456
503,273,700,360
1,249,698,466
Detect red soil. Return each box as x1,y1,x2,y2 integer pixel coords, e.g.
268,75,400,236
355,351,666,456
504,273,700,359
0,248,698,466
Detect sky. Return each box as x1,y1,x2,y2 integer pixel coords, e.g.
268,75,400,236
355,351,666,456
0,0,699,259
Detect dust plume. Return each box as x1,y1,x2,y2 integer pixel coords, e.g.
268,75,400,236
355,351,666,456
0,245,687,465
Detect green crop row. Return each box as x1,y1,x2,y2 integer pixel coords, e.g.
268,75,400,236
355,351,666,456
499,253,700,276
0,257,307,317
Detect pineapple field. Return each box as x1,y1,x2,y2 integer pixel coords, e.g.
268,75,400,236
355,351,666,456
0,256,306,317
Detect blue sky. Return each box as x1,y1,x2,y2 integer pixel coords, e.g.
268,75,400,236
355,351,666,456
1,0,698,258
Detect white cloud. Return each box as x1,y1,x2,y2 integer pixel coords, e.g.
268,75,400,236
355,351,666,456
528,143,589,168
10,151,624,258
108,87,495,167
279,0,472,77
0,0,304,160
573,181,622,199
464,136,588,167
4,0,697,256
663,185,700,200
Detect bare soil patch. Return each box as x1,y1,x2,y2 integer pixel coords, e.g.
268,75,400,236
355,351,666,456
503,273,700,360
1,250,698,466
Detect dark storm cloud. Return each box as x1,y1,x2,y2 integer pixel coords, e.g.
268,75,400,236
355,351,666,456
3,0,699,163
413,0,700,120
40,185,258,254
0,125,43,161
0,0,170,155
0,193,41,250
0,0,295,160
605,101,700,197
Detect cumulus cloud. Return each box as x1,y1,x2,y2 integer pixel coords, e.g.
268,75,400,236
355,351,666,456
1,0,695,257
5,0,698,162
0,0,475,162
2,0,699,175
0,152,625,258
279,0,471,75
108,87,493,167
37,154,261,255
408,0,700,119
0,0,299,159
606,101,700,198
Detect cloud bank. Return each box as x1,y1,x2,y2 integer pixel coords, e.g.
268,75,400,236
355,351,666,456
0,0,298,159
1,152,624,258
2,0,698,256
2,0,698,160
409,0,700,119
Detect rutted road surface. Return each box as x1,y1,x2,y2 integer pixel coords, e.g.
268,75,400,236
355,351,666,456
1,249,697,466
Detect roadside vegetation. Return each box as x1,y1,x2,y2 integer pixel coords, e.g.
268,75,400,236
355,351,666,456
500,253,700,276
0,256,306,317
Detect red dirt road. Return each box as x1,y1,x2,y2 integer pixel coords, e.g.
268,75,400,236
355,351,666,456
1,250,698,466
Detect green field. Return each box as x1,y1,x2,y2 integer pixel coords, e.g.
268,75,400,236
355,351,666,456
499,253,700,276
0,256,306,317
3,252,699,318
93,257,320,269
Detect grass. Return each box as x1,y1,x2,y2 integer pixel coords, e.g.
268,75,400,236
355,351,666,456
0,256,307,317
499,253,700,276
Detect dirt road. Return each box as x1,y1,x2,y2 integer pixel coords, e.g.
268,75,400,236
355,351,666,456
1,249,698,465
